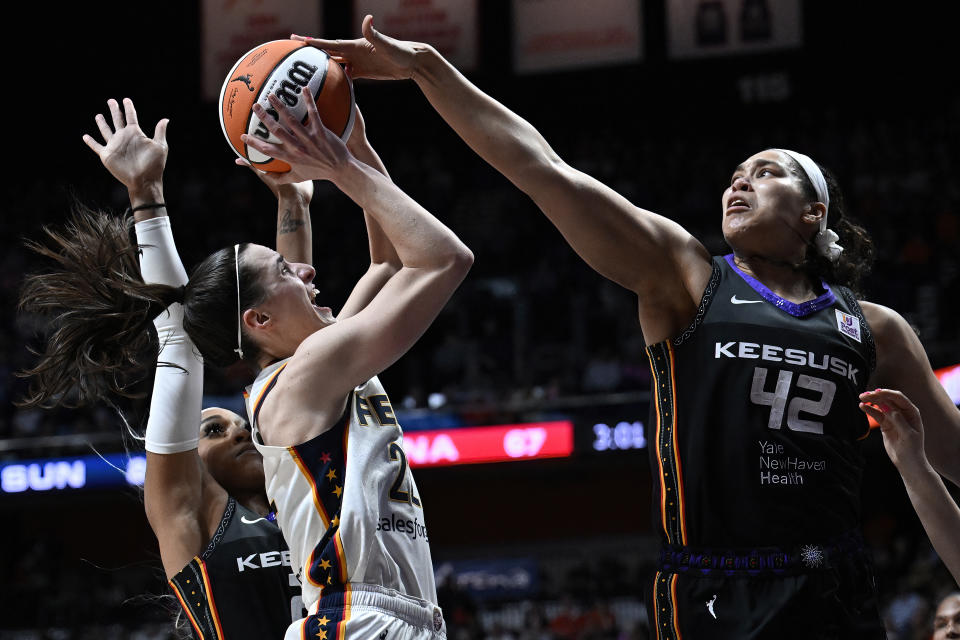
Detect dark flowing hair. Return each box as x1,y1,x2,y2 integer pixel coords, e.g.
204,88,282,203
18,206,267,408
789,159,875,297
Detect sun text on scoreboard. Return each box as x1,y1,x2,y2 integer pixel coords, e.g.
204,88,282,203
0,454,146,494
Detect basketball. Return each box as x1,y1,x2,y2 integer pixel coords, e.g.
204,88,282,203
219,40,355,172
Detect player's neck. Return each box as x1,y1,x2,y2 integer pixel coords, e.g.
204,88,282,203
236,492,272,517
732,253,819,303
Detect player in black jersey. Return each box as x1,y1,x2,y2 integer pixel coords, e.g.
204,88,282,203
90,98,309,638
306,18,960,638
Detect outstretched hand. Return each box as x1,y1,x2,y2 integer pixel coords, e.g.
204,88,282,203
859,388,929,475
83,98,168,194
292,14,423,81
241,90,353,185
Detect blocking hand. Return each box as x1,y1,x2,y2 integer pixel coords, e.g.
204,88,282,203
83,98,168,194
292,15,423,82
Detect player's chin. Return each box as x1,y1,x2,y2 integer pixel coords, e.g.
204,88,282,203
312,305,336,324
242,459,266,485
237,451,264,473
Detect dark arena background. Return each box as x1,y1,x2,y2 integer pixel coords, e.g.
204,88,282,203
2,2,958,638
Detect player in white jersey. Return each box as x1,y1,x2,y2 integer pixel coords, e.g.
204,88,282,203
236,93,469,639
247,372,441,637
235,92,470,639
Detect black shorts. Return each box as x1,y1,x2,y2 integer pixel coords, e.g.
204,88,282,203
646,533,885,639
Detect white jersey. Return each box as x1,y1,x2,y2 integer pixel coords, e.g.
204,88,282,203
246,359,437,612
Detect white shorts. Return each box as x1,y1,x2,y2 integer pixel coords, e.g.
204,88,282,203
285,583,446,640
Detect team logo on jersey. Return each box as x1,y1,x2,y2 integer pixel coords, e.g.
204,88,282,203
835,310,862,343
240,515,268,525
706,594,718,619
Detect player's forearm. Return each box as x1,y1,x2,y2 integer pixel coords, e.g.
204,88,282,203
128,180,167,222
134,216,203,454
332,157,470,270
347,134,402,268
411,46,560,193
925,421,960,487
901,462,960,583
276,194,312,265
408,47,685,294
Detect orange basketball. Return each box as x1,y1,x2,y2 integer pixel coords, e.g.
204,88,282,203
219,40,355,172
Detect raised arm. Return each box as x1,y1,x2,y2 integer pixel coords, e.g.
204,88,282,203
237,158,315,265
242,104,401,320
84,98,220,578
336,105,403,319
297,18,712,343
859,388,960,585
243,92,472,446
864,302,960,486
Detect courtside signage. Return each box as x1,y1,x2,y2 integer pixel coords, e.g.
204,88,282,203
935,363,960,406
1,422,575,493
863,362,960,429
403,421,574,468
1,453,146,494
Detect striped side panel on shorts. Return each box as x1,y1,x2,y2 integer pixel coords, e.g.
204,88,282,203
168,556,226,640
652,571,682,640
302,584,352,640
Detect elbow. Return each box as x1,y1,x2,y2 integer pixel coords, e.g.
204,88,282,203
521,147,565,182
446,243,474,279
434,241,473,284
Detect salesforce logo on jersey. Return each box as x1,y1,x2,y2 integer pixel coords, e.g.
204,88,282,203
435,558,538,601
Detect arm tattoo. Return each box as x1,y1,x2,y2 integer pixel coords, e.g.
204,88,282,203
278,208,306,235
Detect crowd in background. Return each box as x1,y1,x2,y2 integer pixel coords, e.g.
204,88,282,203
1,27,959,638
4,87,959,442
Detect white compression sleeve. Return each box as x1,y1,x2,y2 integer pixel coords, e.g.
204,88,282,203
135,217,203,454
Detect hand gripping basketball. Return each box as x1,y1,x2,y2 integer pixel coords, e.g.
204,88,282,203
242,89,351,185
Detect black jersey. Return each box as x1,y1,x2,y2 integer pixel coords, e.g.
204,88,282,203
646,255,876,548
169,497,303,639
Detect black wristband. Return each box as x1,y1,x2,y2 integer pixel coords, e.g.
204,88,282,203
130,202,167,213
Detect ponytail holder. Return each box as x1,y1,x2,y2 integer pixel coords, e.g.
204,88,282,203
814,228,843,262
174,284,187,304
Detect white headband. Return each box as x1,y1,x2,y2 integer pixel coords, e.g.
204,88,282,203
772,148,843,262
233,243,244,360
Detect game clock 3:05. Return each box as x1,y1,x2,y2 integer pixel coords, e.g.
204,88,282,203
591,421,647,452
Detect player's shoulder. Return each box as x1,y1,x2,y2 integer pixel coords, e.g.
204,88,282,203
858,301,914,340
858,301,925,381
